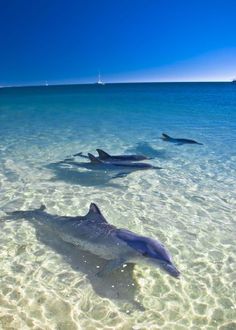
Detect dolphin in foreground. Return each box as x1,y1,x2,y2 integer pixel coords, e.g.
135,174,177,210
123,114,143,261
74,149,151,162
6,203,180,278
161,133,203,145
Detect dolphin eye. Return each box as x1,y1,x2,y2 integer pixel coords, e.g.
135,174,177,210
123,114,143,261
142,252,148,257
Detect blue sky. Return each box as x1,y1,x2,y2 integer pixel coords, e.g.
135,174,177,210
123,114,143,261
0,0,236,85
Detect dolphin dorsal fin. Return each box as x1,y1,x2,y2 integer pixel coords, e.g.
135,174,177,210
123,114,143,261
86,203,107,223
39,204,46,211
162,133,170,139
96,149,111,160
88,153,102,164
89,203,102,215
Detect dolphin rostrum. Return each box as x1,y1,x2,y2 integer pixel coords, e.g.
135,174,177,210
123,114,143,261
6,203,180,278
74,149,151,162
161,133,203,145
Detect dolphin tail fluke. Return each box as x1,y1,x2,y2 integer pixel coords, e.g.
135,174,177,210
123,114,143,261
73,152,83,157
4,204,46,220
96,149,111,160
3,210,25,220
73,152,89,159
88,153,102,164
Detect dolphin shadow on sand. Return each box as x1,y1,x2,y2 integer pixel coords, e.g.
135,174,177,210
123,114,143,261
34,224,142,310
125,142,168,159
46,153,161,188
45,162,124,188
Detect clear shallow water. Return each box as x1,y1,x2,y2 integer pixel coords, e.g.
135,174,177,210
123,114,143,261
0,83,236,329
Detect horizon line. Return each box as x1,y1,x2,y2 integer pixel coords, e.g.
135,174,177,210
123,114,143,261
0,80,235,89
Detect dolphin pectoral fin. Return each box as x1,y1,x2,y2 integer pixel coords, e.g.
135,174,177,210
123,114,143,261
96,258,126,277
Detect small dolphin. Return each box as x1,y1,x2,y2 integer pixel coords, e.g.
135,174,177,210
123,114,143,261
161,133,203,145
6,203,180,278
74,149,151,162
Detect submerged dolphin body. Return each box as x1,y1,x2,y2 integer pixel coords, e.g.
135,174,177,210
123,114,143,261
161,133,203,145
86,153,160,169
6,203,180,278
74,149,151,162
58,153,161,178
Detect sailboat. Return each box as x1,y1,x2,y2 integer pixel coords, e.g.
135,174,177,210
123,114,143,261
97,72,105,85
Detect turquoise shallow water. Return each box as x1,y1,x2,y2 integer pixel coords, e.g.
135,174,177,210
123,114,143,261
0,83,236,329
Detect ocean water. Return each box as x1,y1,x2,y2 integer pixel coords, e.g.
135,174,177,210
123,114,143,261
0,83,235,330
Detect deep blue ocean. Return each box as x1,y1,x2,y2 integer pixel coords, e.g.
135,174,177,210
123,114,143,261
0,83,235,329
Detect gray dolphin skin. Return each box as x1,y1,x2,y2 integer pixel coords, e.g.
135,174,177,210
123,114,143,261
74,149,151,162
7,203,180,278
161,133,203,145
60,153,161,174
87,153,161,169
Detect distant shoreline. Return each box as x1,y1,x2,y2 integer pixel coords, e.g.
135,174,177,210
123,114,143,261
0,81,233,89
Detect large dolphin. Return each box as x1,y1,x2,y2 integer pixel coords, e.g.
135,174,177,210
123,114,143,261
74,149,151,162
59,153,161,178
161,133,203,145
6,203,180,278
